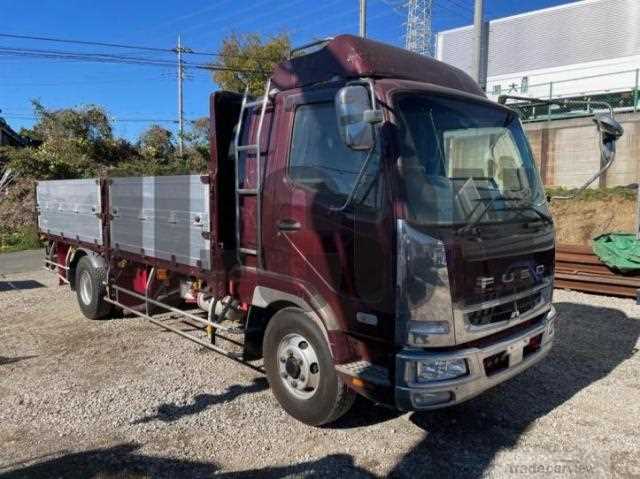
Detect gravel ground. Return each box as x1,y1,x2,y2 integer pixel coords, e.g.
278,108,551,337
0,266,639,478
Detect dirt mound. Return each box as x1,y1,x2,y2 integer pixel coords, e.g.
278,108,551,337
550,197,635,245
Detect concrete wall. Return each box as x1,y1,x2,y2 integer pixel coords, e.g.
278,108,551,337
524,111,640,187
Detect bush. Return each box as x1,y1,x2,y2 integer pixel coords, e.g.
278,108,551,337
0,224,42,253
0,102,212,253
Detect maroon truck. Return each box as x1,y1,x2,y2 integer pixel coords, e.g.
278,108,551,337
37,35,562,426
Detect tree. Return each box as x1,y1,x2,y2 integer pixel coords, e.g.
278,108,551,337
112,122,210,176
3,100,133,179
212,33,291,95
138,125,175,163
182,117,210,173
31,100,112,144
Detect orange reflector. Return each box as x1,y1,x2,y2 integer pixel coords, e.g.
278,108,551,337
156,268,169,280
351,378,365,388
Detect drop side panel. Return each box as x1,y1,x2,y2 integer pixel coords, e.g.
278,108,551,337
36,179,103,245
109,175,211,269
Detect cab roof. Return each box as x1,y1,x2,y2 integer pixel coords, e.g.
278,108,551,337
271,34,485,97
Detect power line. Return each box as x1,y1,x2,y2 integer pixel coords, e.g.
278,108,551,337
0,46,267,73
130,0,238,39
1,113,182,123
288,3,361,40
0,32,278,62
0,75,169,86
433,0,473,20
0,32,175,54
376,0,405,17
444,0,474,15
174,0,286,39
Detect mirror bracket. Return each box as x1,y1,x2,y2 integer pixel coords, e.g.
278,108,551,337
363,109,384,124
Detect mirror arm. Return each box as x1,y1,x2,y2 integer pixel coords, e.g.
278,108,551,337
348,77,378,111
330,132,378,212
551,117,618,200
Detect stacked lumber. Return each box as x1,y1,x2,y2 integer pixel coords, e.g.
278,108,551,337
555,244,640,298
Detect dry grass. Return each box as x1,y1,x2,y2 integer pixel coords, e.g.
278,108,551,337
0,179,40,252
0,178,35,231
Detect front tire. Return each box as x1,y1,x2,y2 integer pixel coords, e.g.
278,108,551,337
75,256,112,320
263,307,355,426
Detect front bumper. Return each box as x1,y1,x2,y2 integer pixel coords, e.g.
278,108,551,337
395,306,556,410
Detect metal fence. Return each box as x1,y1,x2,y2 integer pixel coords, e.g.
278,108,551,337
487,69,640,122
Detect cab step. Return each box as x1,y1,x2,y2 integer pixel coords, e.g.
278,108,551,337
335,360,391,387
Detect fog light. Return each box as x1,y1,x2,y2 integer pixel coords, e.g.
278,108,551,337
416,358,467,383
411,391,452,408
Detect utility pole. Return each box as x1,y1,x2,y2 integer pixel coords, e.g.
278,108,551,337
176,35,185,157
472,0,487,90
405,0,434,56
359,0,367,38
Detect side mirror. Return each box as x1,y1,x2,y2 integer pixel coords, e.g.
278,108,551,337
594,113,624,142
335,85,379,150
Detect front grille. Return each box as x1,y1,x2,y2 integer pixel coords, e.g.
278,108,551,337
467,291,542,327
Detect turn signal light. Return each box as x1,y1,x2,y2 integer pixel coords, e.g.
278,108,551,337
156,268,169,280
351,378,365,388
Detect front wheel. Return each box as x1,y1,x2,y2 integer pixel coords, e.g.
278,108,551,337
75,256,112,320
263,307,355,426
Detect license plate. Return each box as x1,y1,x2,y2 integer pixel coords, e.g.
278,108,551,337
507,337,530,367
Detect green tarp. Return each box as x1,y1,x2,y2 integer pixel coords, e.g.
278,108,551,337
592,233,640,273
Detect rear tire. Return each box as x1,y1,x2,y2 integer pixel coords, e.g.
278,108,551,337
75,256,112,320
263,307,355,426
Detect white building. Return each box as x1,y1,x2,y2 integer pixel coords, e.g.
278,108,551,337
436,0,640,109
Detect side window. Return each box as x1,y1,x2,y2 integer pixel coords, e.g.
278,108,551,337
289,102,380,208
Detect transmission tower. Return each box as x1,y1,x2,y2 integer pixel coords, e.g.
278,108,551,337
405,0,434,56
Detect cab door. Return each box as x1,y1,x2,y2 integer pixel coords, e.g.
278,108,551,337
262,87,393,336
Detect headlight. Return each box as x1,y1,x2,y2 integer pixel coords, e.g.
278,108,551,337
416,358,467,382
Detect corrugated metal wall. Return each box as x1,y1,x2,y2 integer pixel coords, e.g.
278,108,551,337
437,0,640,77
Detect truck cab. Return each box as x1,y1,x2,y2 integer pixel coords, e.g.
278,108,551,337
212,35,556,418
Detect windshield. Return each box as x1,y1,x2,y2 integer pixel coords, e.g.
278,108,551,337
395,94,549,227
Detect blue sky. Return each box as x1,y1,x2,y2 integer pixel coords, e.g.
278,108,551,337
0,0,575,140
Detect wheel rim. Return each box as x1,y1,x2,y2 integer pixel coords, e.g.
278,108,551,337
79,270,93,305
276,333,320,400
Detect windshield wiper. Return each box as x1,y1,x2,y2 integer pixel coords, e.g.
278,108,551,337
456,193,550,235
456,195,511,235
506,203,553,225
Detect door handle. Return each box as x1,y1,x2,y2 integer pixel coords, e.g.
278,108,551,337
277,219,301,231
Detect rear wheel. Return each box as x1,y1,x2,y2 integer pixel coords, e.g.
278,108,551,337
75,256,112,320
263,307,355,426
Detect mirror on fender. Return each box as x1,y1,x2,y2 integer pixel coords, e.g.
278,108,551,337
335,85,380,150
